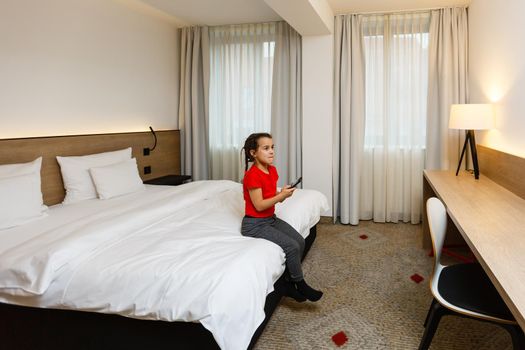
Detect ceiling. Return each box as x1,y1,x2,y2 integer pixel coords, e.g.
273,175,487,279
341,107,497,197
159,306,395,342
139,0,281,26
138,0,472,26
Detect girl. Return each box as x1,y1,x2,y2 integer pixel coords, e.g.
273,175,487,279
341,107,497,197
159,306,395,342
240,132,323,302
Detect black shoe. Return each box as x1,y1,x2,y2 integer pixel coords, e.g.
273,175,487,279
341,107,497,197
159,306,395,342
283,281,307,302
295,280,323,302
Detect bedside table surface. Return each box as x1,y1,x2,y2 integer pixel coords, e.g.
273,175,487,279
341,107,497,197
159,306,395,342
144,175,192,186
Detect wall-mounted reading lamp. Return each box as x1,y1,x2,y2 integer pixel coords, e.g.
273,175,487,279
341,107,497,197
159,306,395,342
143,126,157,156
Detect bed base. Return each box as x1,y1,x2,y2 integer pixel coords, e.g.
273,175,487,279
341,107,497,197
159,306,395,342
0,226,317,350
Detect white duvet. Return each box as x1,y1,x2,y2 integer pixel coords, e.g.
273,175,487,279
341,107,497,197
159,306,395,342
0,180,329,350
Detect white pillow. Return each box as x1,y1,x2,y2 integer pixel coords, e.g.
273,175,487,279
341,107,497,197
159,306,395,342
89,158,145,199
0,173,47,230
0,156,42,178
0,157,45,209
56,148,132,204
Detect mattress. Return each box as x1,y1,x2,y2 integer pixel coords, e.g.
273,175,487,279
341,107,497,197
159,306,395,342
0,180,329,350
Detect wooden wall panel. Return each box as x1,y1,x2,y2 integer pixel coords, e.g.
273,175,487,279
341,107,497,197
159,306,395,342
478,145,525,200
0,130,180,206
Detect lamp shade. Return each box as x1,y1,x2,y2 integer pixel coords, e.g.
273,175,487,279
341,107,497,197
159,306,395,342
449,104,494,130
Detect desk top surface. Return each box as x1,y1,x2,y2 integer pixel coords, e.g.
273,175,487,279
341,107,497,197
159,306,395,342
424,170,525,329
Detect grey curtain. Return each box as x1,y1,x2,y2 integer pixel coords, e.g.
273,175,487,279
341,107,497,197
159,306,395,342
178,26,210,180
332,15,366,224
426,8,469,171
271,22,302,187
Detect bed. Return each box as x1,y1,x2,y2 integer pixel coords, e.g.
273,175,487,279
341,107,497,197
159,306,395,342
0,131,328,350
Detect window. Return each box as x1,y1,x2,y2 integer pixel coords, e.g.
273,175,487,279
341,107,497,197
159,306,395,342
208,23,276,181
363,14,429,149
359,13,430,223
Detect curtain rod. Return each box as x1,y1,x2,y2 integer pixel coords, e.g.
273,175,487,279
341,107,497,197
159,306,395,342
206,20,282,29
337,5,468,16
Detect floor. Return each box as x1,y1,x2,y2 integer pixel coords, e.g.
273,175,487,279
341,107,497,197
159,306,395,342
253,219,512,350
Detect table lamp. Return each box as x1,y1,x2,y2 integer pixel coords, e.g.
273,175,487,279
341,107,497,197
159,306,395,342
449,104,494,179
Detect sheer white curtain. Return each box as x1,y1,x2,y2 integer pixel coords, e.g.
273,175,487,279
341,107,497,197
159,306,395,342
333,13,429,225
360,13,429,224
208,23,276,181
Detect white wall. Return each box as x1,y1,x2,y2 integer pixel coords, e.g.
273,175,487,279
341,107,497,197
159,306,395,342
469,0,525,158
302,35,333,215
0,0,179,138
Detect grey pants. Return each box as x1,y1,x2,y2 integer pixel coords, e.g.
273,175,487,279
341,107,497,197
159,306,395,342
241,215,305,282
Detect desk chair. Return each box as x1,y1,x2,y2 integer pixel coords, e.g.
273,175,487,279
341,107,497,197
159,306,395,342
419,197,525,350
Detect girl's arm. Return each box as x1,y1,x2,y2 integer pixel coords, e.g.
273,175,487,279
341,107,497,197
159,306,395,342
249,186,295,212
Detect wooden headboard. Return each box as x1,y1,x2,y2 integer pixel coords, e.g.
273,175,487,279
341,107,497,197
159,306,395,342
0,130,180,206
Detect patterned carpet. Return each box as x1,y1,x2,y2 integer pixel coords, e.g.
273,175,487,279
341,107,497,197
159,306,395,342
253,219,513,350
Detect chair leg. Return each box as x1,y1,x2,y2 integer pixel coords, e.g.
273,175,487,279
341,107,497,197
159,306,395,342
500,324,525,350
423,298,437,328
418,301,447,350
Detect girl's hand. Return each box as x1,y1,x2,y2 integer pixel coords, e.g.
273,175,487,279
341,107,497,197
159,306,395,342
279,185,295,202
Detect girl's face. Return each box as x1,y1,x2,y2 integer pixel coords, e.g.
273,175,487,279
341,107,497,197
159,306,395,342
251,137,274,166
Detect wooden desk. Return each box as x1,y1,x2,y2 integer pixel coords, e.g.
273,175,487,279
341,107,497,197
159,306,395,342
423,170,525,331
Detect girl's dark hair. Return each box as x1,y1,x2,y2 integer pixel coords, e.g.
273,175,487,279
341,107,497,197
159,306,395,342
241,132,272,171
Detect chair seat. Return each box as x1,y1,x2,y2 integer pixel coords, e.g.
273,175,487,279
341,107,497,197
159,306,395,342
438,263,515,321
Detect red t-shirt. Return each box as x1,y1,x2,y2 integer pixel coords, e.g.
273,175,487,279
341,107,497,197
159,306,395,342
243,165,279,218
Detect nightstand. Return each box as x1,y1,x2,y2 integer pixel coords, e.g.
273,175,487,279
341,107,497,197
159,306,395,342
144,175,192,186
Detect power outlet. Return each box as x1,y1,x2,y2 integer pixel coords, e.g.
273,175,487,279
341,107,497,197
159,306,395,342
144,166,151,174
143,148,150,156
